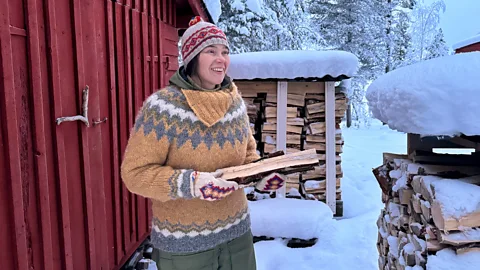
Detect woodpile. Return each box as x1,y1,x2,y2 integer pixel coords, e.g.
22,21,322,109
237,81,347,216
373,152,480,270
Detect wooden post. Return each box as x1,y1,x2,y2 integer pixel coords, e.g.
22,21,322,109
325,82,336,214
276,81,288,198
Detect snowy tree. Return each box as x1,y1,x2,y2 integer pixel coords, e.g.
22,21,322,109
218,0,321,53
308,0,387,124
390,10,413,69
424,28,450,59
217,0,271,53
409,0,446,62
263,0,322,50
387,0,416,71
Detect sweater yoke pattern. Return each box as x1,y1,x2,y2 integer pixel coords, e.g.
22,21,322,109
134,86,250,150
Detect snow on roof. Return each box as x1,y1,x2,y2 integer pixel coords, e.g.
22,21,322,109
452,33,480,50
366,52,480,136
228,50,359,81
202,0,222,23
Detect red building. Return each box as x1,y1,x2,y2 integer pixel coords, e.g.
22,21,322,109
453,33,480,53
0,0,212,269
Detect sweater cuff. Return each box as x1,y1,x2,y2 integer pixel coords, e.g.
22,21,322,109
168,169,195,199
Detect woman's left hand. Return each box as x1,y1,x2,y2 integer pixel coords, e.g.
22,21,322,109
254,172,285,191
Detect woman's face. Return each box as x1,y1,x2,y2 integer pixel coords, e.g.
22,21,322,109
194,44,230,89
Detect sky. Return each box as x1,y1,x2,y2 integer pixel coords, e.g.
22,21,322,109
425,0,480,48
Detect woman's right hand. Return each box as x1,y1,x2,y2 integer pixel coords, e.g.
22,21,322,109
190,171,239,201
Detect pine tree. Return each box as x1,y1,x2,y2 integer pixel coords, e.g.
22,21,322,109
425,28,450,59
391,11,412,69
308,0,387,123
217,0,272,53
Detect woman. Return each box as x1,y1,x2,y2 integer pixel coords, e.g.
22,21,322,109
121,17,285,270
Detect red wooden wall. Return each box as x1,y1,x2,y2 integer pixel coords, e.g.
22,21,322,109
455,42,480,53
0,0,182,269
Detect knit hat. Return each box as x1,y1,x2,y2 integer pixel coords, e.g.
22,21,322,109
181,16,229,67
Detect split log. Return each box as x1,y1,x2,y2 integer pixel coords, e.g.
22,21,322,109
221,149,319,185
265,106,297,118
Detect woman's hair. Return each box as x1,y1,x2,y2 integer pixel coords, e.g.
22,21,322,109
185,55,199,77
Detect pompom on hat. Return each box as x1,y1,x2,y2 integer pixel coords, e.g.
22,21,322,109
181,16,229,67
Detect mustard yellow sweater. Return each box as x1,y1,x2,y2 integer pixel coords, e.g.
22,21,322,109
121,83,259,253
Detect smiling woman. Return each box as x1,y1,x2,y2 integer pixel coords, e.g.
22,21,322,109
187,44,231,90
120,16,285,270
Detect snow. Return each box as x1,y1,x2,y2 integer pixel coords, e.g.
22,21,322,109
366,52,480,136
248,198,334,239
228,50,359,80
445,228,480,242
245,0,263,14
230,0,245,12
427,248,480,270
202,0,222,23
452,33,480,50
430,178,480,221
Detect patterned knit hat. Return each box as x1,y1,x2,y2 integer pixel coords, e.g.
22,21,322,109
181,16,229,67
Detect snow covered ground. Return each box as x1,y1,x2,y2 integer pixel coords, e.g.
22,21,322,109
253,120,407,270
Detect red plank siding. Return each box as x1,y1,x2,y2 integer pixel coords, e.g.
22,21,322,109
455,43,480,53
1,0,191,269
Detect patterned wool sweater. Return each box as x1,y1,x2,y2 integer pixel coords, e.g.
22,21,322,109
121,83,260,253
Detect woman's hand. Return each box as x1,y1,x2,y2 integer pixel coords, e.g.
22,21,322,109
190,171,239,201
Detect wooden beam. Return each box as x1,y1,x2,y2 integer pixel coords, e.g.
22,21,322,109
276,81,288,197
325,81,336,214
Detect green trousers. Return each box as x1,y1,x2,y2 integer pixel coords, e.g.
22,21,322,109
152,231,256,270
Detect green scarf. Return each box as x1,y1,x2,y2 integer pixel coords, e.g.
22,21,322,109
169,66,232,91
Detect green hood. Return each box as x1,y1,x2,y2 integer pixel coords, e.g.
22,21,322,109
169,66,232,91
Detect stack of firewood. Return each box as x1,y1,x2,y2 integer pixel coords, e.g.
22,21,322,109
299,91,347,205
373,152,480,270
236,82,348,215
262,93,304,155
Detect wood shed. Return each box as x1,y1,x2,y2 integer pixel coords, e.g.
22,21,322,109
228,50,359,217
0,0,213,269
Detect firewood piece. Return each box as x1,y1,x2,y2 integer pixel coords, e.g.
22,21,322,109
262,123,303,134
303,142,343,153
306,100,347,114
432,199,480,232
430,178,480,231
427,239,448,252
287,94,305,107
265,106,297,118
455,244,480,255
411,193,422,214
436,228,480,246
409,223,424,237
221,149,319,185
308,122,325,135
420,200,431,222
306,134,343,144
398,188,413,205
408,234,426,253
415,251,426,268
303,178,341,193
301,164,343,180
373,164,391,195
